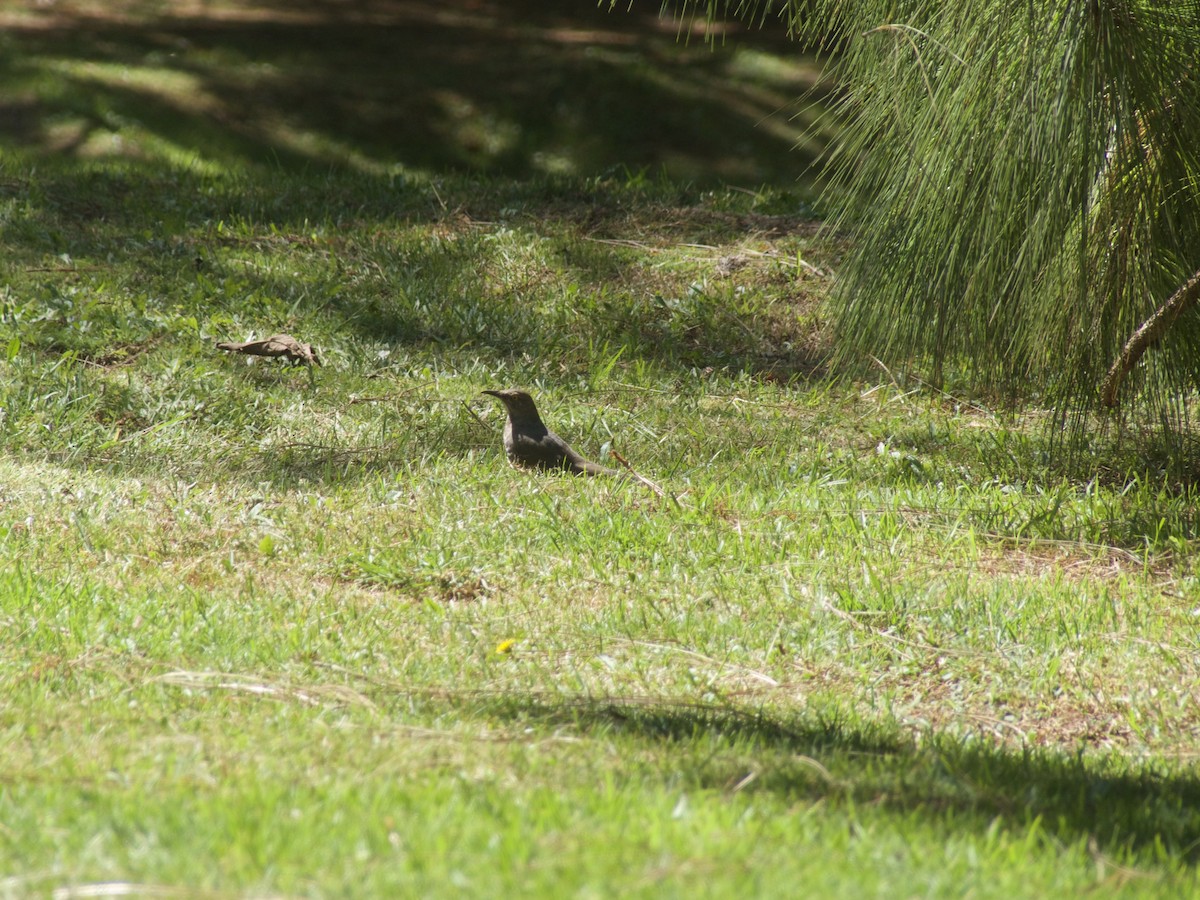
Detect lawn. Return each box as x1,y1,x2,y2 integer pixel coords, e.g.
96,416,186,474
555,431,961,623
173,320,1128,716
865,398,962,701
1,2,1198,897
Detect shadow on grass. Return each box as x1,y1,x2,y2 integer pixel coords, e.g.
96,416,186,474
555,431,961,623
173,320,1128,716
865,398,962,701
0,170,829,496
858,403,1200,543
2,163,828,374
484,695,1200,866
0,0,830,187
0,0,834,388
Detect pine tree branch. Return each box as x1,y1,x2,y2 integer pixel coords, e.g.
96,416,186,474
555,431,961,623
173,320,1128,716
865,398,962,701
1101,267,1200,408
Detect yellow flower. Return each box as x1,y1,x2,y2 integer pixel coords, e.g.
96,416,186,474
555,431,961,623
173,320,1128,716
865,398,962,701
495,639,516,655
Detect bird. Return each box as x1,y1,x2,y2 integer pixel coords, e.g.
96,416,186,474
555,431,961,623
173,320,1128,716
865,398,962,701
481,388,621,476
215,334,321,367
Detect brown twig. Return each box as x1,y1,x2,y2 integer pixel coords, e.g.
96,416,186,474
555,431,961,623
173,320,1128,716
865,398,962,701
22,264,112,273
274,442,391,457
462,399,494,431
1101,266,1200,408
610,449,679,506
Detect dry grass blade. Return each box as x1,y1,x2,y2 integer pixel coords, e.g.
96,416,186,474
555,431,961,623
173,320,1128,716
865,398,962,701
51,884,246,899
155,670,377,710
610,449,675,503
622,638,781,687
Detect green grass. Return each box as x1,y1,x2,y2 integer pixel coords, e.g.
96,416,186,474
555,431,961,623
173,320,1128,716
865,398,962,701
0,2,1199,897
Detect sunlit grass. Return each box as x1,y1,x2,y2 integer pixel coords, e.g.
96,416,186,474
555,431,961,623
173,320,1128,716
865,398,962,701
0,148,1196,895
0,1,1197,894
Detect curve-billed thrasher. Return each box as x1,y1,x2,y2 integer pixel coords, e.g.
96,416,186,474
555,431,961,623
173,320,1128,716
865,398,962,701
482,389,620,476
216,334,321,366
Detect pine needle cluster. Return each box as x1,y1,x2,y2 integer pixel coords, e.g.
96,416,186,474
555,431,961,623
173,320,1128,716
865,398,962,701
659,0,1200,442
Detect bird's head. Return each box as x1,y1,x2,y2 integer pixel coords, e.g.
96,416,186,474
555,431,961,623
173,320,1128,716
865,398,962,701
482,388,542,420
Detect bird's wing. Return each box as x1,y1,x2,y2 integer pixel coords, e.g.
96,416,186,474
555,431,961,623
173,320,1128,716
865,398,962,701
217,338,284,357
260,335,300,356
216,335,318,364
